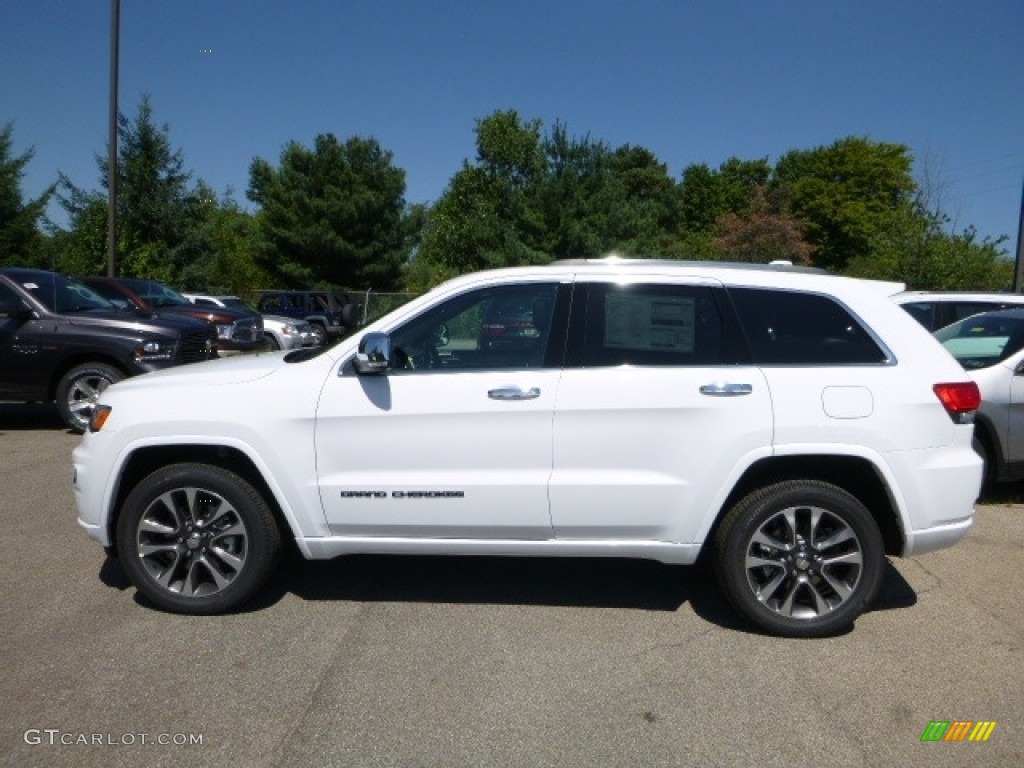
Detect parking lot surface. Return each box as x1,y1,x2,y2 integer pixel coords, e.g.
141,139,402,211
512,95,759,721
1,402,1021,767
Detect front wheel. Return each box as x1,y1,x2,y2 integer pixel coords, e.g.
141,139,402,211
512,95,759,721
714,480,884,637
116,463,281,614
309,323,327,346
56,362,124,433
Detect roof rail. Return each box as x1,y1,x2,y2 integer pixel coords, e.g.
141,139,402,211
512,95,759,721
548,255,827,274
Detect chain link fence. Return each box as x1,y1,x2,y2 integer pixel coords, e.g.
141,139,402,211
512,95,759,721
240,288,420,329
356,290,420,325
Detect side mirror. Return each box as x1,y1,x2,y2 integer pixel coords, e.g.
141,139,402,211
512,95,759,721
353,332,391,375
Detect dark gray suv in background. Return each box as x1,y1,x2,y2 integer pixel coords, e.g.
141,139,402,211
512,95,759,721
0,268,217,432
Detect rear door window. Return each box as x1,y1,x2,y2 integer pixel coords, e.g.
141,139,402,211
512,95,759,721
575,283,727,367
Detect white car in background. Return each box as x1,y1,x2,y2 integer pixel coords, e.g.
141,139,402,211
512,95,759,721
894,290,1024,331
182,293,319,350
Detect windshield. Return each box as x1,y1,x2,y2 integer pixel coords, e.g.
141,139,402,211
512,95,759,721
935,313,1024,369
18,272,114,313
124,278,189,307
219,297,255,312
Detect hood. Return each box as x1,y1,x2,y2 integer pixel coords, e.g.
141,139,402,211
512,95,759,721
263,314,301,326
64,308,211,336
112,349,284,391
153,304,257,324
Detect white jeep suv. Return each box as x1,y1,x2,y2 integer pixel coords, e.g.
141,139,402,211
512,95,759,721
73,259,982,637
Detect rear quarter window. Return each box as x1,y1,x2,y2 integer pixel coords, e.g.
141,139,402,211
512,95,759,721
729,287,888,365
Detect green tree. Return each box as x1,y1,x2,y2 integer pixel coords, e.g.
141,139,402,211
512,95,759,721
248,134,411,290
678,157,771,235
173,185,270,294
103,96,194,280
417,110,680,279
0,123,52,266
56,96,199,281
772,137,916,271
535,127,678,260
420,110,548,276
845,202,1012,289
49,178,108,275
114,97,190,274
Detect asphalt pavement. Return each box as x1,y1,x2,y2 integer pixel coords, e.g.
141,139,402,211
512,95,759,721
1,402,1021,768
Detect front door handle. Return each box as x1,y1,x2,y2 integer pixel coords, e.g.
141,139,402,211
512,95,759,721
488,386,541,401
699,382,753,397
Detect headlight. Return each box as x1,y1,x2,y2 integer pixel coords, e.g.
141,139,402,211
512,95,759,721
134,339,176,361
215,323,233,340
281,325,296,336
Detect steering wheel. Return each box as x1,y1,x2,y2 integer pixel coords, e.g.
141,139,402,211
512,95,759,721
395,343,441,370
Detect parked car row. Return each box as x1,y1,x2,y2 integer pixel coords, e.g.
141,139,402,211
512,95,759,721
181,293,319,351
79,277,266,354
0,268,362,432
0,268,218,432
255,289,362,346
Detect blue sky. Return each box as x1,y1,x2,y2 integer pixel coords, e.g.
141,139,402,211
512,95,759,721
3,0,1022,253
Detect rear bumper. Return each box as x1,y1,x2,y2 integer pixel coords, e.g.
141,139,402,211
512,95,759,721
891,442,980,556
903,516,973,556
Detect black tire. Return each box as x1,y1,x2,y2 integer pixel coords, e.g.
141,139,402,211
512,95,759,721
713,480,884,638
266,334,282,350
309,323,327,346
116,463,281,615
56,362,125,433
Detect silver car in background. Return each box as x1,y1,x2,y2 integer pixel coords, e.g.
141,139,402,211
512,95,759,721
934,308,1024,486
182,293,320,350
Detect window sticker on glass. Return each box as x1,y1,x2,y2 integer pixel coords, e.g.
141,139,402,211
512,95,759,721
605,294,696,352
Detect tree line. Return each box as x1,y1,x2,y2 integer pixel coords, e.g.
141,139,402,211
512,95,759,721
1,98,1013,296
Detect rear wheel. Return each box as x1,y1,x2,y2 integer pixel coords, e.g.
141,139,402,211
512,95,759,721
56,362,124,433
116,463,281,614
714,480,884,637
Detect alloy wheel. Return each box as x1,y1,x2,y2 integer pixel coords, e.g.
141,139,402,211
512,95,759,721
133,486,249,598
743,504,864,620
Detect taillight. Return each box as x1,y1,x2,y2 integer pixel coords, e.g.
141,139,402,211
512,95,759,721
933,382,981,424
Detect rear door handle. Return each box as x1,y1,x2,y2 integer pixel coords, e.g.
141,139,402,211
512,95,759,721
699,382,753,397
488,386,541,401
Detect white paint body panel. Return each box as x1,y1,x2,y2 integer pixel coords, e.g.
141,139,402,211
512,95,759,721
74,262,981,566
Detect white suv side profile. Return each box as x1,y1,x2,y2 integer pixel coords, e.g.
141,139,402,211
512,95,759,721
73,259,982,637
